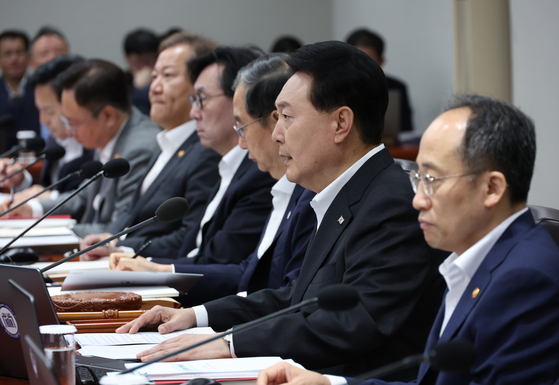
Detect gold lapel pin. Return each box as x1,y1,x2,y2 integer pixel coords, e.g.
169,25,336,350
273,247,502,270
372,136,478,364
178,150,185,158
338,216,345,225
472,288,480,299
113,153,120,159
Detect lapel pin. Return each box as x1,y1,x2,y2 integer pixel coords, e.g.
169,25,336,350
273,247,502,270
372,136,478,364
178,150,185,158
286,211,292,219
472,288,480,299
113,153,120,159
338,215,345,225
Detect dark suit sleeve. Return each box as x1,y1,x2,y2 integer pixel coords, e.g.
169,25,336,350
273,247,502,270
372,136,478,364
117,147,220,253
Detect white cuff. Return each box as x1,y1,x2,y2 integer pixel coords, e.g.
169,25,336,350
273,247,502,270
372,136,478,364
192,305,209,327
324,375,348,385
27,199,45,217
14,170,33,192
120,246,135,254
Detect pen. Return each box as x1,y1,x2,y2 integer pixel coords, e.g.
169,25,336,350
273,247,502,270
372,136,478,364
132,240,152,259
9,187,14,207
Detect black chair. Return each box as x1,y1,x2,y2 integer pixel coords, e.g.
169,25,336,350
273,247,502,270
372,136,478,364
529,205,559,247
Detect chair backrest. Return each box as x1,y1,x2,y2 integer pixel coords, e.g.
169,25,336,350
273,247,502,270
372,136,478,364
529,205,559,247
394,158,418,172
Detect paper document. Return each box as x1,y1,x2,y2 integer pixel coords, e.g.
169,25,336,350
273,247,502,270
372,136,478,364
48,285,180,298
26,260,110,275
78,344,157,360
126,357,303,381
0,217,77,228
75,328,215,347
61,270,203,293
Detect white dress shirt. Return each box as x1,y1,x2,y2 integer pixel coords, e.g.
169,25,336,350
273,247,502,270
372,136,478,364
438,207,528,335
186,145,247,258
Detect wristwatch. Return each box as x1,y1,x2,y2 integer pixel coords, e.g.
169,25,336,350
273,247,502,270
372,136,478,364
222,328,233,349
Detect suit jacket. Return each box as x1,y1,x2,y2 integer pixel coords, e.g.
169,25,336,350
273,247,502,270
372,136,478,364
40,107,160,236
174,185,316,307
0,76,41,151
106,130,221,253
148,155,276,264
39,137,95,194
364,211,559,385
204,148,447,378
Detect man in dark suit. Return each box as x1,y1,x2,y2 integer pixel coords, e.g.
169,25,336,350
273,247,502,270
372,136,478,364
257,95,559,385
78,32,221,258
109,53,316,308
5,59,160,237
0,30,40,151
117,41,446,379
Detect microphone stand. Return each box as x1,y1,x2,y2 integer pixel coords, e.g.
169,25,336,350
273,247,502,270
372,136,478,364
0,153,46,184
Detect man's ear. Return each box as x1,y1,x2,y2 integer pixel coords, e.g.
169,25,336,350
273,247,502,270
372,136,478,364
333,107,354,144
98,105,117,126
483,171,508,208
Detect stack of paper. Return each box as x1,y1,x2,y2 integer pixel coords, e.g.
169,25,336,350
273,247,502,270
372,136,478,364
0,217,79,251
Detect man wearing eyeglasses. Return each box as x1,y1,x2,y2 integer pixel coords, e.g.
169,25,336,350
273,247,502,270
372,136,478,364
78,32,222,259
256,95,559,385
3,59,160,237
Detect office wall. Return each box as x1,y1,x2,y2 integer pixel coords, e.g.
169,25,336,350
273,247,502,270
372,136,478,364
0,0,332,68
510,0,559,207
332,0,455,133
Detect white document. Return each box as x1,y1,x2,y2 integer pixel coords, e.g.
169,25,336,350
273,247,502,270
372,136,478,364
0,226,75,238
0,234,80,248
0,217,77,228
27,260,110,275
126,357,303,381
78,344,157,360
75,328,215,347
48,285,180,298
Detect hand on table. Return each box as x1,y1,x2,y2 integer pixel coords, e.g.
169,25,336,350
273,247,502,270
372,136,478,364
257,363,330,385
109,253,173,272
79,233,117,260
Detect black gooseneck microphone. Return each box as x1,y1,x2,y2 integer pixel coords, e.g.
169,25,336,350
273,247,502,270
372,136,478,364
0,136,45,159
0,160,103,218
350,340,477,382
40,197,189,273
119,284,361,375
0,158,130,257
0,144,66,184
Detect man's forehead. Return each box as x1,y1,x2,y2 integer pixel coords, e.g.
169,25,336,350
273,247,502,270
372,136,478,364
275,72,311,109
194,62,223,91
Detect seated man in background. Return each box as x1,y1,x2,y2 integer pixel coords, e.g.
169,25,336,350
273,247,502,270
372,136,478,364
109,53,316,308
29,26,70,73
256,95,559,385
4,59,160,237
0,56,94,205
81,46,275,267
78,32,221,258
117,41,447,380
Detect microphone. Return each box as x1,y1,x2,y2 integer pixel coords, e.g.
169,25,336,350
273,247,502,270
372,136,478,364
0,144,66,184
0,113,15,129
118,284,360,375
0,158,130,257
351,340,477,381
0,136,45,159
40,197,189,273
0,160,103,218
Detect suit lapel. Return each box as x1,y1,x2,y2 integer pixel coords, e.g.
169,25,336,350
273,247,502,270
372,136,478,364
439,211,536,342
291,148,394,304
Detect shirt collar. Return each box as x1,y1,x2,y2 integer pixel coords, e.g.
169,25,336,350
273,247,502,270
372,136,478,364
311,144,385,229
219,145,247,178
271,174,296,199
156,120,197,153
439,207,529,279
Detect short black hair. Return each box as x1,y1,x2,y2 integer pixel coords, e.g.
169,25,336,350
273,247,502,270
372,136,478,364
270,36,303,54
0,30,30,51
447,95,536,204
346,28,384,58
32,26,67,45
123,28,159,55
29,55,83,88
286,40,388,145
188,46,263,98
234,53,292,119
54,59,131,113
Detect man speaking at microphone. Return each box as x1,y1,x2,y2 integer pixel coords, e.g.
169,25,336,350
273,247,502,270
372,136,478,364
3,59,160,236
256,96,559,384
117,41,447,380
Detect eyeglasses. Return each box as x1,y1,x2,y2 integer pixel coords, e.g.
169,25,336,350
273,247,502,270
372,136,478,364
409,170,477,196
233,112,273,138
60,106,105,133
189,92,225,110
